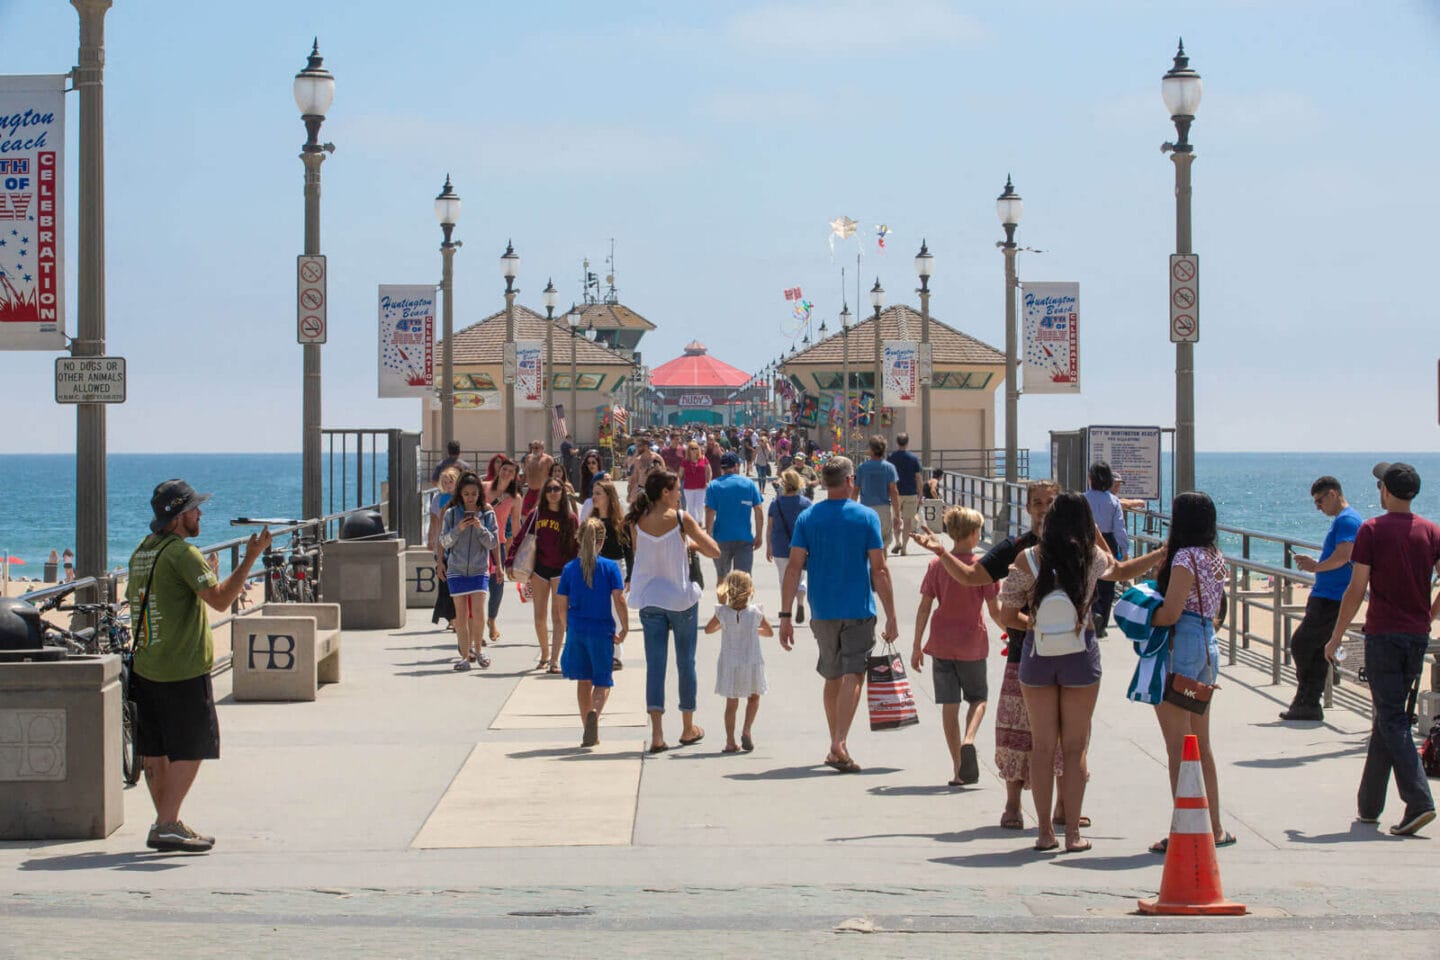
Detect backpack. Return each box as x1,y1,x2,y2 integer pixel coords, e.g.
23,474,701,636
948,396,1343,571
1422,717,1440,779
1022,548,1088,657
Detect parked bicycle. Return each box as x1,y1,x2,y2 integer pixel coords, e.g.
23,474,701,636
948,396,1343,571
34,588,142,786
234,519,322,604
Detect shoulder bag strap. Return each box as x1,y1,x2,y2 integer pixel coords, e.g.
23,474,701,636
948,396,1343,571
135,537,178,651
776,498,795,540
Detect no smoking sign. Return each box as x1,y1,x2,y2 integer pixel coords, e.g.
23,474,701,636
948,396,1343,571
1169,254,1199,343
297,255,328,344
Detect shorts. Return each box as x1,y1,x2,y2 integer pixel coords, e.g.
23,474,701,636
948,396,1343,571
130,672,220,762
1019,630,1102,688
812,617,876,679
1170,611,1219,685
532,563,564,581
933,657,988,704
899,494,920,525
865,503,895,548
447,572,489,597
560,622,615,688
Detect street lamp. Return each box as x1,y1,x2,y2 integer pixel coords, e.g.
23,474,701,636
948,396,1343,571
501,241,520,456
434,174,461,452
294,38,335,522
568,304,582,449
1162,38,1202,494
542,278,558,434
914,240,934,470
840,303,852,455
996,175,1023,507
870,278,885,443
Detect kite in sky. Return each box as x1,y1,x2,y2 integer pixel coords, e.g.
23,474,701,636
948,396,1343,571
828,215,859,254
876,223,891,252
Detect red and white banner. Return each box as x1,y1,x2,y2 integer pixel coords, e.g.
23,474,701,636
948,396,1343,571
377,284,435,398
0,75,66,350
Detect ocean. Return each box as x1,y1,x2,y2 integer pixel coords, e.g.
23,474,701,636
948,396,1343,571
1,451,1435,574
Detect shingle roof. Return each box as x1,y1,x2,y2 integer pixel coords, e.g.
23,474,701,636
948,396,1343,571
781,305,1004,366
572,301,657,332
443,305,636,366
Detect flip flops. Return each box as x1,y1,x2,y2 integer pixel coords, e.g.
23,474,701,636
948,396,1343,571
679,728,705,746
647,743,669,754
1034,839,1060,852
824,757,862,773
741,735,754,752
1053,815,1092,828
1000,812,1025,830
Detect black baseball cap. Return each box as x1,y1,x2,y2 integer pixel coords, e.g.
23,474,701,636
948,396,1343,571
150,478,212,533
1373,461,1421,500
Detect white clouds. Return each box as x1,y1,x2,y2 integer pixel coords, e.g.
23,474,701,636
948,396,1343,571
727,0,987,54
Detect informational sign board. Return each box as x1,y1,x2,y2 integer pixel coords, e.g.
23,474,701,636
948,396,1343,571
1086,425,1162,500
376,284,435,398
55,356,125,403
0,75,67,350
1021,282,1080,393
297,255,327,344
514,339,543,409
882,340,918,407
1169,254,1199,343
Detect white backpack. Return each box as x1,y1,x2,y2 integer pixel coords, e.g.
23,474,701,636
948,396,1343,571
1022,548,1088,657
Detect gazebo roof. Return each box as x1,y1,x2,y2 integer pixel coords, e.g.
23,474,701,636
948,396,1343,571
442,305,635,366
650,342,751,388
571,301,657,332
781,305,1004,366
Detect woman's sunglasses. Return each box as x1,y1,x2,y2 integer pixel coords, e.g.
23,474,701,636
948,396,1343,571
545,486,563,493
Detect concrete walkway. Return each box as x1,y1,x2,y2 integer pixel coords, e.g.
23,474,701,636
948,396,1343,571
1,506,1436,956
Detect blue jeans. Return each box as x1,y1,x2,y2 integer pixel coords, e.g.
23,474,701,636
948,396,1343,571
640,604,699,713
714,540,755,581
1357,632,1435,821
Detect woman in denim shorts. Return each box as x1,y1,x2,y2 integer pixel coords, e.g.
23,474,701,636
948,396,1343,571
998,493,1165,854
1145,492,1233,854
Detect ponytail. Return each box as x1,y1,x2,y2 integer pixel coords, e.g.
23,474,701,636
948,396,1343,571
718,570,754,611
578,517,605,588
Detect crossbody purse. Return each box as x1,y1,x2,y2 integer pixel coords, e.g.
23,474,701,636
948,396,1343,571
1163,558,1218,715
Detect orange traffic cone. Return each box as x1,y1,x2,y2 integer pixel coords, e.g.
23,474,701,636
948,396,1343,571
1138,733,1246,916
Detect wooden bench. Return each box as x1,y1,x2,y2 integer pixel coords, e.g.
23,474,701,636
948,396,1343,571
231,603,341,702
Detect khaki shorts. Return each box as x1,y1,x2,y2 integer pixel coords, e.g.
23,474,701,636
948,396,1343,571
866,503,895,548
812,616,877,679
898,495,919,529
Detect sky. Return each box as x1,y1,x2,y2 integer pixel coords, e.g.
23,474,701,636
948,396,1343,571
2,0,1438,454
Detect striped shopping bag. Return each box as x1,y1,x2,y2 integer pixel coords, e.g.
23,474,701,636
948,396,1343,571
867,643,920,731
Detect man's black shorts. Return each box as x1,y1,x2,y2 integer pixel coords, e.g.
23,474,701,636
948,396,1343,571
130,672,220,761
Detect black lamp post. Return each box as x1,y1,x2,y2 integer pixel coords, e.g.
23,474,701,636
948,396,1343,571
1162,39,1203,494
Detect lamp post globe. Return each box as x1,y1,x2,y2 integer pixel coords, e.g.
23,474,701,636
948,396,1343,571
435,174,461,452
543,278,558,421
997,176,1022,521
501,241,520,457
295,38,334,523
914,240,934,469
870,280,884,447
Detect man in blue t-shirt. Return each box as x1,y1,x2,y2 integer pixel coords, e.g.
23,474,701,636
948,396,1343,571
1282,475,1362,721
705,452,764,579
887,432,923,556
779,456,898,773
853,435,901,551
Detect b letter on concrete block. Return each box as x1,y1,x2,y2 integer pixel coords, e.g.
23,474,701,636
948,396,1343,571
406,547,440,609
232,603,342,702
321,538,406,629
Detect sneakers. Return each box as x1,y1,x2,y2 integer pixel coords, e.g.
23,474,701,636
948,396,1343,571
958,743,980,785
1390,809,1436,836
151,821,214,853
795,603,806,625
1279,706,1324,722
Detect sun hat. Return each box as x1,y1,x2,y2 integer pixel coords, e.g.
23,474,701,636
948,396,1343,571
149,479,212,533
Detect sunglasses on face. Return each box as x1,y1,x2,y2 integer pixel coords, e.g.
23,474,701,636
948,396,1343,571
545,486,563,493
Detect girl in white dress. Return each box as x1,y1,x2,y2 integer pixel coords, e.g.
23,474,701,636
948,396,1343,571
704,571,773,753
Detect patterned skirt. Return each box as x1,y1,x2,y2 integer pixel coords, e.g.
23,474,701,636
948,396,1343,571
993,661,1064,787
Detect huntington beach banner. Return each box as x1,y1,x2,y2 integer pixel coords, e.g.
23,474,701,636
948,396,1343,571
882,340,919,407
1020,282,1080,394
515,339,544,409
0,75,66,351
377,284,436,398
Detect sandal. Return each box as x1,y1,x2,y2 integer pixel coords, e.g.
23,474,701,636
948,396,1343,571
1149,838,1169,854
1053,815,1092,828
1034,838,1060,852
722,745,741,754
1000,812,1025,830
647,743,669,754
1215,831,1237,847
679,727,705,746
547,662,562,675
536,656,549,671
741,735,754,752
1064,838,1093,853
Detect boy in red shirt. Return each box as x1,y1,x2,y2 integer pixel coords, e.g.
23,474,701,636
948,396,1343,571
912,507,1001,786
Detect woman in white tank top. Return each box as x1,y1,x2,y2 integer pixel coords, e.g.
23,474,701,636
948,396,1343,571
626,470,719,753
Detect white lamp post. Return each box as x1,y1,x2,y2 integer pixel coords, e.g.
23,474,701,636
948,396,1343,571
1162,39,1203,494
914,240,934,469
434,174,461,451
501,241,520,456
996,175,1023,500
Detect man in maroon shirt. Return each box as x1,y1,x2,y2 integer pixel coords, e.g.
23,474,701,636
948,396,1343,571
1326,461,1439,837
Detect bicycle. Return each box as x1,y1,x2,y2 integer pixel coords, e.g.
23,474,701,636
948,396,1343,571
34,590,142,786
235,519,321,604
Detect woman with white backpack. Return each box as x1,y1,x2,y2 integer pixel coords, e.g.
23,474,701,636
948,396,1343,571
998,492,1163,853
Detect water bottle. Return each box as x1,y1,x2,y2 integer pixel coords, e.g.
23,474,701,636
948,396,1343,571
1334,645,1348,663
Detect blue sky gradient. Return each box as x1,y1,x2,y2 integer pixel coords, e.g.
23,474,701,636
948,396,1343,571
2,0,1438,452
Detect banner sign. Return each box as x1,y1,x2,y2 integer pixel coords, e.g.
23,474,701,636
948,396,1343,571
0,75,66,350
677,394,713,407
514,339,543,409
377,284,435,398
882,340,919,407
1086,425,1162,501
1021,281,1080,394
453,389,501,410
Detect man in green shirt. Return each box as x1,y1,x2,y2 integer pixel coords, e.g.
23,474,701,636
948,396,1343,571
127,479,270,853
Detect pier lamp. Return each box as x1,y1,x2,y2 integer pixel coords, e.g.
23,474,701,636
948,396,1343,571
840,303,852,455
870,279,885,442
568,305,583,450
996,175,1022,517
914,240,934,469
542,279,558,426
295,39,335,521
501,241,520,456
434,174,462,452
1162,39,1202,494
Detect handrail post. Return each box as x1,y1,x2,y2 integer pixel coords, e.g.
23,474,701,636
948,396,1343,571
1271,575,1283,684
1227,561,1238,665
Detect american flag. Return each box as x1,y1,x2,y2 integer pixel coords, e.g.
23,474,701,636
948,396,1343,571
551,403,568,446
612,405,627,430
